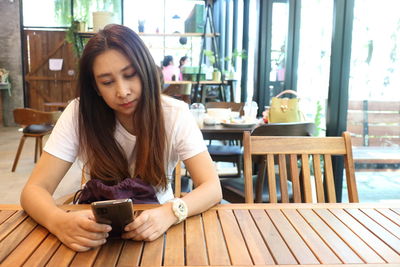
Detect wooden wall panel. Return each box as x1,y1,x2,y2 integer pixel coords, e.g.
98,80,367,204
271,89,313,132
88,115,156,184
23,30,78,110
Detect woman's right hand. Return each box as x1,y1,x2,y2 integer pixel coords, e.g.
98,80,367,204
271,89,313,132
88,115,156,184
50,210,111,252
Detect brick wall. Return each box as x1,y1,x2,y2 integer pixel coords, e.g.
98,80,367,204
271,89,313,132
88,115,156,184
0,0,24,126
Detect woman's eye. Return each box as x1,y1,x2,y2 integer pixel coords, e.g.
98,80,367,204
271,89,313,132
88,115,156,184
101,80,113,86
125,72,137,78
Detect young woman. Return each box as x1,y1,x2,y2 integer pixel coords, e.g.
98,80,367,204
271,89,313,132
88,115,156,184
20,24,222,252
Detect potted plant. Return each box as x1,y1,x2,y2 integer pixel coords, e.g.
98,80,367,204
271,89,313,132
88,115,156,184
203,49,221,81
223,49,247,80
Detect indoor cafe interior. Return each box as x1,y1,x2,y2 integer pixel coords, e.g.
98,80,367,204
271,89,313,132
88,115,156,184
0,0,399,206
1,1,400,266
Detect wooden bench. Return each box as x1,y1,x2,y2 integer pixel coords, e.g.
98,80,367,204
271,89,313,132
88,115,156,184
347,100,400,170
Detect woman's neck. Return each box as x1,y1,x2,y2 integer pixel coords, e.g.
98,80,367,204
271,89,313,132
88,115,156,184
117,114,136,135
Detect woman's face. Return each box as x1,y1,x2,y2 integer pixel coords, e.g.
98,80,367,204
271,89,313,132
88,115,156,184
93,49,142,122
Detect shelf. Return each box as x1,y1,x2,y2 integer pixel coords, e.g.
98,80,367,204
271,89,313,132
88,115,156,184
77,32,219,38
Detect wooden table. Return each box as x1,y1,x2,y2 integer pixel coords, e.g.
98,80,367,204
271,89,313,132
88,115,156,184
1,203,400,266
201,124,257,141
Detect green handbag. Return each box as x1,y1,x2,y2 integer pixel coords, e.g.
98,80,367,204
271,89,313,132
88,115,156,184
268,90,302,123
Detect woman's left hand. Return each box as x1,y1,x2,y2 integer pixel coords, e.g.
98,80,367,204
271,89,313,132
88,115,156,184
122,204,177,241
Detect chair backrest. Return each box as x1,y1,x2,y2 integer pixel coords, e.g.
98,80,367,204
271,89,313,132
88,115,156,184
205,102,245,116
243,131,358,203
13,108,61,126
251,122,316,137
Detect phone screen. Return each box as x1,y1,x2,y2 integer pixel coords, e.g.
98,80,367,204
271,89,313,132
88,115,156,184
91,198,134,237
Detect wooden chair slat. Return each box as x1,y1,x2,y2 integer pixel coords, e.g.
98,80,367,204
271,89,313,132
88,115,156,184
164,222,185,266
343,132,359,202
312,154,325,203
242,132,358,204
289,154,301,203
243,131,254,203
202,210,230,265
185,215,208,265
174,162,182,198
278,154,289,203
300,154,312,203
234,209,275,264
250,136,346,154
324,155,337,203
218,209,253,265
266,154,277,203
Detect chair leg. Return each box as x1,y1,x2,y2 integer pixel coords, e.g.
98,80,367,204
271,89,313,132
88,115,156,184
34,137,39,163
11,136,27,172
38,136,43,156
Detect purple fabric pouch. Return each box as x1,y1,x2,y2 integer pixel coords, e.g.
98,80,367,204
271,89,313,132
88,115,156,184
74,177,159,204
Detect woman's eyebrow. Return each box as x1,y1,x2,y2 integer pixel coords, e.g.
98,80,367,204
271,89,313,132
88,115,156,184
96,65,134,78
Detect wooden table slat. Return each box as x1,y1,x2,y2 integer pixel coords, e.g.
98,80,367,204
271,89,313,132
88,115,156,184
0,210,17,224
93,238,124,267
185,215,208,266
218,209,253,265
116,240,143,267
164,222,185,266
45,244,76,267
1,225,48,266
250,209,298,264
70,246,100,267
0,210,27,241
1,204,400,266
140,235,164,266
0,217,37,262
314,209,385,263
361,209,400,239
282,209,341,264
267,209,320,264
202,210,231,266
330,208,400,263
377,209,400,227
23,234,61,266
346,208,400,254
392,208,400,216
234,209,275,264
297,209,363,264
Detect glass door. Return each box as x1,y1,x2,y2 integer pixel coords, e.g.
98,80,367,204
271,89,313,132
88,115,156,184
347,1,400,173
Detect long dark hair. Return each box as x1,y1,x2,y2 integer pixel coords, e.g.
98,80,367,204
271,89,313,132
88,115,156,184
77,24,167,188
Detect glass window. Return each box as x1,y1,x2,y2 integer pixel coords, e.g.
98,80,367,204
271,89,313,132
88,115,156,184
296,0,333,136
74,0,122,29
23,0,71,27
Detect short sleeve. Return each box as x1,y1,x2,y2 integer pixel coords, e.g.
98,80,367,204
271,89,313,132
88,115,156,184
172,103,207,161
44,99,79,163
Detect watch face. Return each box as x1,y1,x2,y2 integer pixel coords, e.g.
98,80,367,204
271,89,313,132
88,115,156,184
178,203,185,212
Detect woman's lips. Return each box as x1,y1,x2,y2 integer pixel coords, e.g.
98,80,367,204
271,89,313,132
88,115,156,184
120,100,135,108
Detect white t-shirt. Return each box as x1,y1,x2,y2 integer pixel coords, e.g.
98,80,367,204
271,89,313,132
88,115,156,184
44,95,207,203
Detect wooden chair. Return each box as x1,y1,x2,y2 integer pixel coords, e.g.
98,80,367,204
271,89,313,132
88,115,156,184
11,108,61,172
221,122,315,202
205,101,245,177
242,131,359,203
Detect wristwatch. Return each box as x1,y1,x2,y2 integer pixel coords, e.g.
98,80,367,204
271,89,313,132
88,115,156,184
168,198,188,224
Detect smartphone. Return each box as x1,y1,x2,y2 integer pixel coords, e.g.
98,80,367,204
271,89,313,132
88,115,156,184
91,198,134,237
